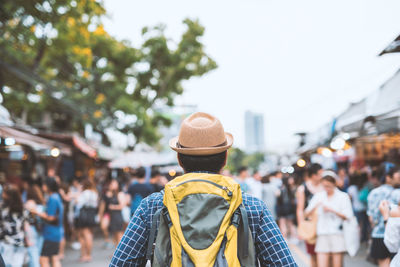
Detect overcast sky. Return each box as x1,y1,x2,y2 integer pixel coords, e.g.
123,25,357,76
103,0,400,153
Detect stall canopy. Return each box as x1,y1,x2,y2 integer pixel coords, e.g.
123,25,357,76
0,126,72,155
335,69,400,135
39,132,97,158
297,68,400,155
72,135,97,158
109,150,176,169
379,34,400,55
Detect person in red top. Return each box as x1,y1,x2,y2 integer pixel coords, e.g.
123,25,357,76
296,163,324,267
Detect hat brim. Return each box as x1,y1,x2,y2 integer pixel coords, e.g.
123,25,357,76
169,132,234,156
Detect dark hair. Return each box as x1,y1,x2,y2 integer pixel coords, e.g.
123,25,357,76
151,169,161,178
82,178,96,191
178,151,227,174
270,171,278,176
261,175,271,184
322,175,336,185
3,185,23,213
384,165,400,184
27,185,45,205
45,177,59,193
237,166,248,174
136,167,146,179
308,163,322,177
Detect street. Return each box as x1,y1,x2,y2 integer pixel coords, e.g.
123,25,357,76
63,238,375,267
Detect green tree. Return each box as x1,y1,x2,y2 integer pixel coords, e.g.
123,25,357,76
243,152,265,171
226,147,246,173
226,148,265,174
0,0,217,146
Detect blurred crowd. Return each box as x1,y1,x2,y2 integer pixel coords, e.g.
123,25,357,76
231,163,400,267
0,167,167,267
0,162,400,267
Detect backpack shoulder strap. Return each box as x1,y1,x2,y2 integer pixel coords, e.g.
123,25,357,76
239,205,249,258
146,208,162,262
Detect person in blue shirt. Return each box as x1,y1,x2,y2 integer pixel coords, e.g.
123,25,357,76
29,178,63,267
110,112,297,266
367,166,400,267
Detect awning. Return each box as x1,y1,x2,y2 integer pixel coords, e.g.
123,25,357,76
109,151,176,169
0,126,72,156
72,135,97,159
37,132,98,159
379,34,400,56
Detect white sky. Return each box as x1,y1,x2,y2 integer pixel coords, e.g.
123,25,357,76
103,0,400,153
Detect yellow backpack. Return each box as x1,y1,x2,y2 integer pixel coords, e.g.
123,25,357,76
146,173,256,267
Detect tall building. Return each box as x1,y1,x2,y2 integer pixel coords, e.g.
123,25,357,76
245,111,265,152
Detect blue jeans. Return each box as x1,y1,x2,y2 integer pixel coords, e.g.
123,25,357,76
27,227,44,267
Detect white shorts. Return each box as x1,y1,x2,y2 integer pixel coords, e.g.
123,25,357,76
315,234,346,253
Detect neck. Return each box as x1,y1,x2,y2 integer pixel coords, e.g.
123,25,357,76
309,177,319,186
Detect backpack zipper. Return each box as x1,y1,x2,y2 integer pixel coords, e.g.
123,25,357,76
175,179,233,197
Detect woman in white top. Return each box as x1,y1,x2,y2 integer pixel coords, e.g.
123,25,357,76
380,200,400,267
305,171,354,267
75,179,98,263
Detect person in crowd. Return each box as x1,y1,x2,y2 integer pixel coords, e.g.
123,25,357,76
367,166,400,267
246,170,263,199
29,177,63,267
0,173,5,204
296,163,324,267
149,170,166,193
270,171,283,189
336,167,349,192
66,177,81,250
369,168,383,189
261,174,279,220
25,185,45,267
347,173,370,243
277,176,298,243
0,185,30,267
127,167,153,216
55,177,68,261
75,179,98,263
305,171,353,267
98,180,113,249
110,112,296,266
21,176,31,203
380,199,400,267
235,166,250,193
106,179,126,246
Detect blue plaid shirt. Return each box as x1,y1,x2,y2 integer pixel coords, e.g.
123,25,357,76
110,190,297,266
367,184,400,238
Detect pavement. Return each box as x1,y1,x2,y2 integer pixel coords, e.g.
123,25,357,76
63,238,376,267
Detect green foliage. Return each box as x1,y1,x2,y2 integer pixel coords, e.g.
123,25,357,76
0,0,217,146
226,147,265,174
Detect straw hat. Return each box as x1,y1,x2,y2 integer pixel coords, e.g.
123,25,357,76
169,112,233,156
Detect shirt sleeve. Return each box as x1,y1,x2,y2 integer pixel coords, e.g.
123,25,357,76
367,190,377,219
46,196,58,217
305,194,319,213
255,200,298,266
341,193,354,219
384,218,400,253
110,198,149,267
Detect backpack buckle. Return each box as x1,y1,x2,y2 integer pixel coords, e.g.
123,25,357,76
231,210,241,227
162,208,173,228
